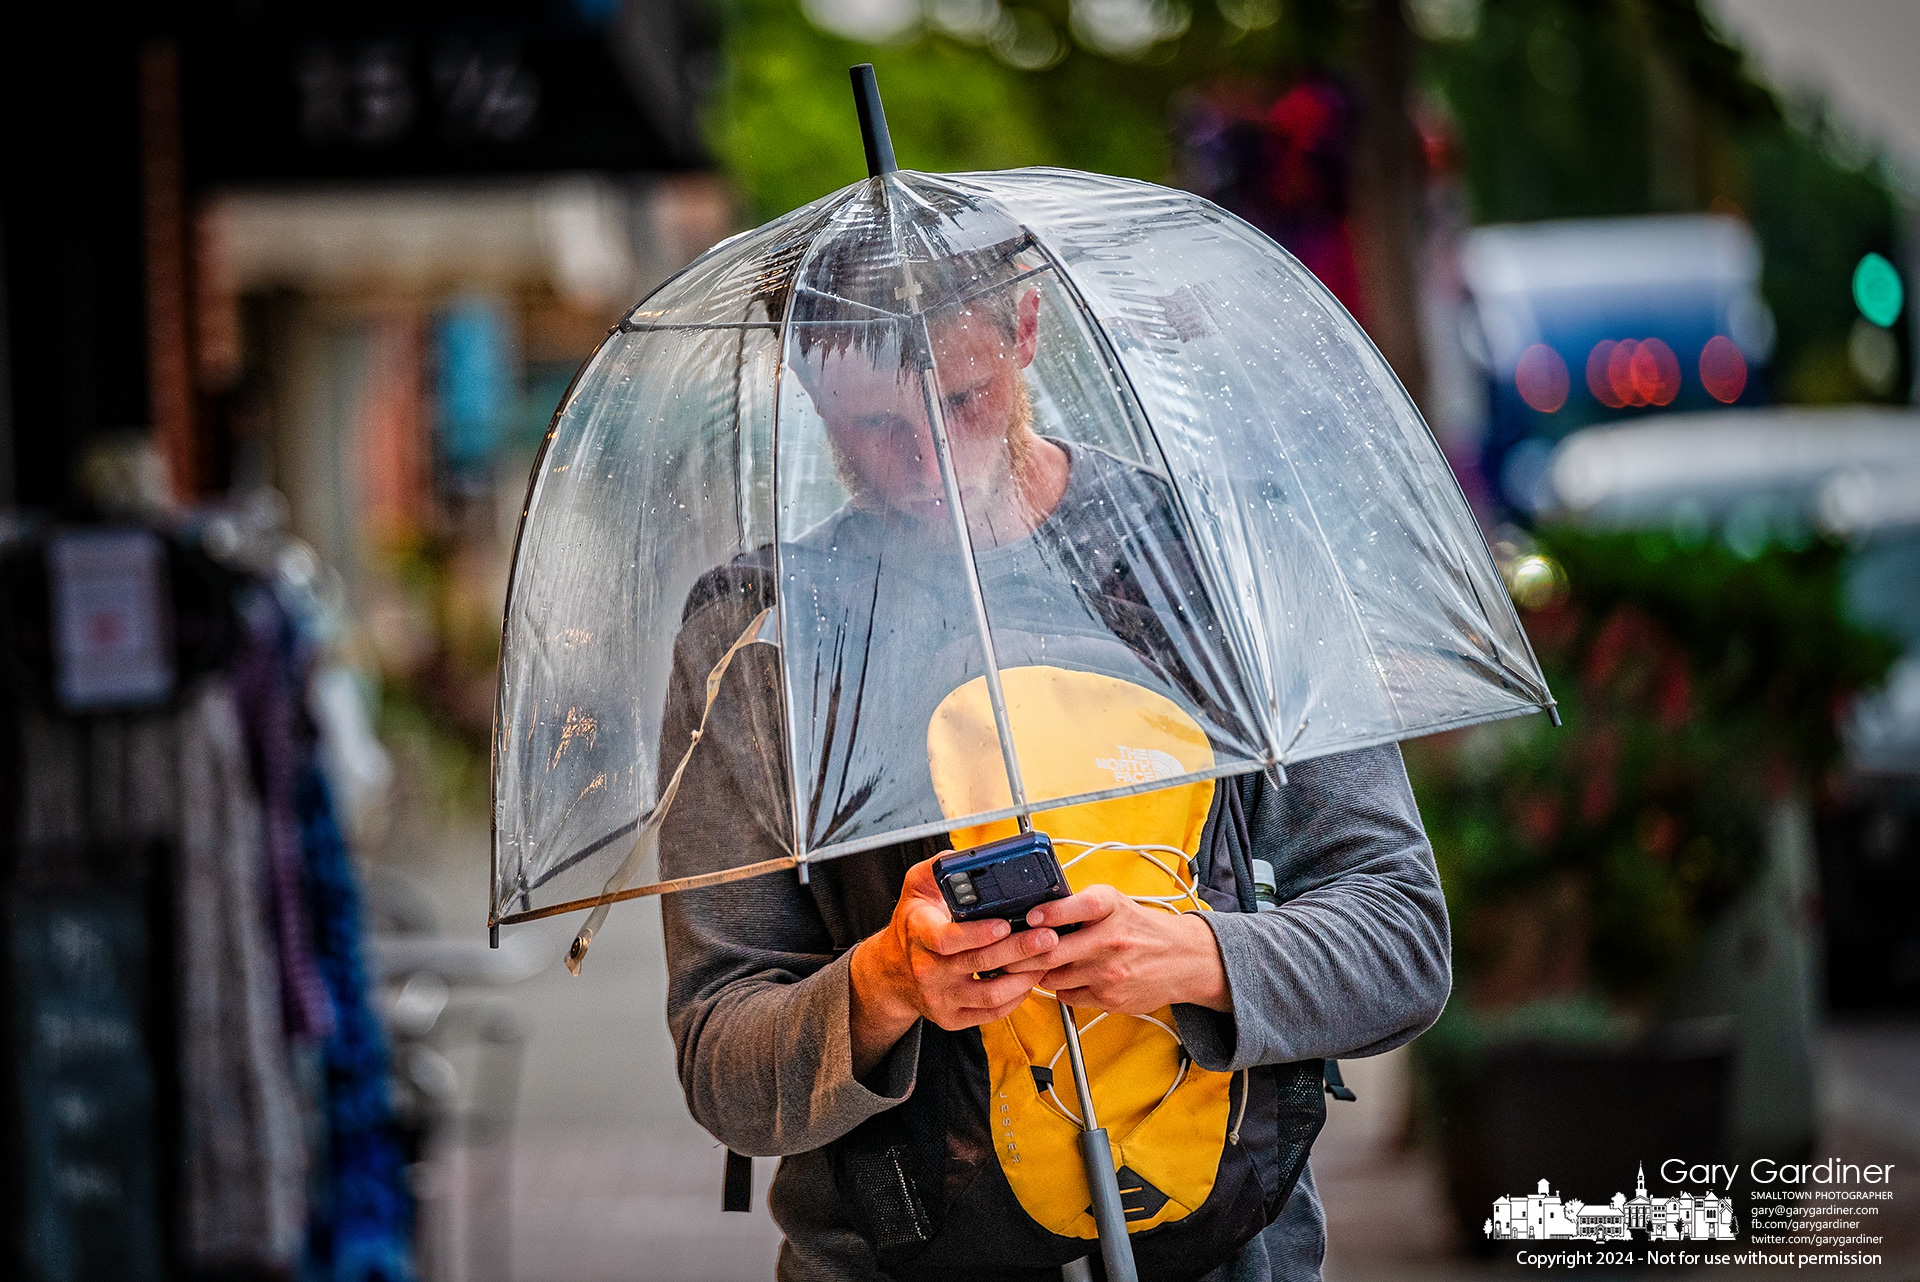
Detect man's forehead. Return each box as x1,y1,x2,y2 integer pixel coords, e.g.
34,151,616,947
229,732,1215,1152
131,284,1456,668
795,310,1015,392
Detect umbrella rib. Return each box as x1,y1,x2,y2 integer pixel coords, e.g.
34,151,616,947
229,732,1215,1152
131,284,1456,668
490,339,614,929
803,757,1272,866
1018,228,1286,759
525,814,643,894
622,321,781,332
914,312,1033,823
772,198,851,871
493,855,801,926
562,606,777,972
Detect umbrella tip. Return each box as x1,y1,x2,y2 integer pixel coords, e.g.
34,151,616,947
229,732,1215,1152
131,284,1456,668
849,64,897,179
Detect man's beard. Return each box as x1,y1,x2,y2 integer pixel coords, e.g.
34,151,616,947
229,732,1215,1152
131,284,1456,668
830,377,1037,520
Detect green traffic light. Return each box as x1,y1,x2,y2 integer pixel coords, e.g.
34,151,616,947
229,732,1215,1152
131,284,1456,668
1853,252,1904,327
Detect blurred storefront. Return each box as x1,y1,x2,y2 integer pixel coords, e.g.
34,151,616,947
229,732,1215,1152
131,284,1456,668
193,171,727,743
172,1,731,753
0,2,729,1278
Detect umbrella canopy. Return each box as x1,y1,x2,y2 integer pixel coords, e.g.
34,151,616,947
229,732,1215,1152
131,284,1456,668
489,159,1554,954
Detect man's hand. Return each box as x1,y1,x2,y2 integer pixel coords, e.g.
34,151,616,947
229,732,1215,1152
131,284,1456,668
1003,887,1231,1016
847,857,1061,1077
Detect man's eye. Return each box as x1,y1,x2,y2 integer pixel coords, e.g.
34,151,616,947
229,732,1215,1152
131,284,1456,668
945,389,975,411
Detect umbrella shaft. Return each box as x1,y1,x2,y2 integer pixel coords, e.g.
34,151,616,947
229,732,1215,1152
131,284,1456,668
1058,1002,1097,1128
1058,1003,1140,1282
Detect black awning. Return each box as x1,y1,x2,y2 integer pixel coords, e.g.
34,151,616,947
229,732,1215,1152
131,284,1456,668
180,0,714,187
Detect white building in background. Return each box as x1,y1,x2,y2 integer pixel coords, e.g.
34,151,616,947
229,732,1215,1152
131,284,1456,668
1486,1165,1738,1242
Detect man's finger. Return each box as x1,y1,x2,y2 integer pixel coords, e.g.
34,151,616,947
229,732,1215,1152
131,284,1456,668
1026,885,1124,930
900,857,946,900
961,926,1058,975
974,991,1042,1025
1037,956,1116,994
907,905,1008,957
1016,919,1104,971
957,969,1042,1012
1049,985,1104,1011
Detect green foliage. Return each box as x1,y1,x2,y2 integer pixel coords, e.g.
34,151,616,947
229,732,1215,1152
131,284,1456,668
377,683,493,816
711,0,1911,405
711,11,1060,220
1424,0,1667,221
704,0,1350,220
1405,528,1898,1008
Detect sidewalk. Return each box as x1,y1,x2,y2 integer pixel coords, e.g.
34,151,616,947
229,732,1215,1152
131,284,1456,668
376,801,783,1282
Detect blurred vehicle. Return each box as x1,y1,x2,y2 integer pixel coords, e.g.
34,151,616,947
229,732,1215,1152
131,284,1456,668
1461,215,1775,513
1541,405,1920,1012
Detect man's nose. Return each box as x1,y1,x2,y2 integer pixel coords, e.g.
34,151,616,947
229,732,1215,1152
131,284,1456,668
895,398,941,479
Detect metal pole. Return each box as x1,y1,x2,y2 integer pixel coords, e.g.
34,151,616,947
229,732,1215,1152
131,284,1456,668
1059,1002,1138,1282
913,323,1033,827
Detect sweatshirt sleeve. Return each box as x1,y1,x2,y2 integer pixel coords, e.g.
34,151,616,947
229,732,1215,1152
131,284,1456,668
1172,743,1451,1072
656,586,921,1157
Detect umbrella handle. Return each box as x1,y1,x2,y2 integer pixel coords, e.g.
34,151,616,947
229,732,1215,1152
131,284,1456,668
1058,1003,1139,1282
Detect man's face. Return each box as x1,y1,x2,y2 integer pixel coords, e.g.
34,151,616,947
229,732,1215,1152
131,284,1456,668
801,288,1042,525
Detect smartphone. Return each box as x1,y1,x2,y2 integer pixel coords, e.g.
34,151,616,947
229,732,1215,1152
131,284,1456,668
934,830,1071,929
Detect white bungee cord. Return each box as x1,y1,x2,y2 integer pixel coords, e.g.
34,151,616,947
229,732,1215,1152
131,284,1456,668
1053,839,1207,914
1025,837,1239,1133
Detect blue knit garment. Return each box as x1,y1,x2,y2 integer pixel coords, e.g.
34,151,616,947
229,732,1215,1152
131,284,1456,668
298,765,416,1282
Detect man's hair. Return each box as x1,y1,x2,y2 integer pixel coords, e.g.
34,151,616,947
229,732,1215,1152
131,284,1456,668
755,195,1038,369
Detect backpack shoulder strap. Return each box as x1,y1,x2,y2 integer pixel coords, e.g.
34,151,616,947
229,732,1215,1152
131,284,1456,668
1196,770,1264,913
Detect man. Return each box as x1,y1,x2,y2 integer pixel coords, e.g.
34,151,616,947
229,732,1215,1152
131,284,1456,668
658,235,1450,1281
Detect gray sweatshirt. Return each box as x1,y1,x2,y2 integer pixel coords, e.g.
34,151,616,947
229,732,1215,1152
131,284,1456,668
658,447,1452,1282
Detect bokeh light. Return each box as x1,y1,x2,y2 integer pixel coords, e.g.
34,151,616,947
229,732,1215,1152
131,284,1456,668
1587,337,1680,409
1515,343,1570,412
1587,340,1625,408
1699,335,1747,403
1848,317,1900,395
1853,252,1904,328
1506,553,1567,610
1634,338,1681,405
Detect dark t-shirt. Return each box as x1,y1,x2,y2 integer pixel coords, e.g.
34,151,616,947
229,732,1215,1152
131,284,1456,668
777,439,1266,857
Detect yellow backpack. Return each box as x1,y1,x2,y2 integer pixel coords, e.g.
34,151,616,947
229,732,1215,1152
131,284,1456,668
819,663,1328,1281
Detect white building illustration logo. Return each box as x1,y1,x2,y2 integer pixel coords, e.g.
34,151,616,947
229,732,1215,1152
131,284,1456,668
1486,1164,1738,1242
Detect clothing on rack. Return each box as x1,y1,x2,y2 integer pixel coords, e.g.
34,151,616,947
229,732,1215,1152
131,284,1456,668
16,682,309,1272
176,679,313,1268
233,585,336,1044
299,764,415,1282
1,520,414,1281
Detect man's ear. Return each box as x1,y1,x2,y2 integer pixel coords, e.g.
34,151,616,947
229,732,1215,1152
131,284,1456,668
1015,287,1041,368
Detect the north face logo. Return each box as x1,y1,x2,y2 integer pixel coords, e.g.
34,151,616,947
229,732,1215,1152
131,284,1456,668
1094,745,1185,786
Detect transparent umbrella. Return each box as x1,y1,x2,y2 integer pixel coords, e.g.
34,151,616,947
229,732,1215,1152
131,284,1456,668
489,64,1552,1279
491,93,1551,942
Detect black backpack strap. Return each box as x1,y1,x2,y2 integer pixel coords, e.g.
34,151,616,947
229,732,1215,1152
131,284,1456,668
723,1149,754,1212
1223,778,1259,913
1322,1060,1357,1102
